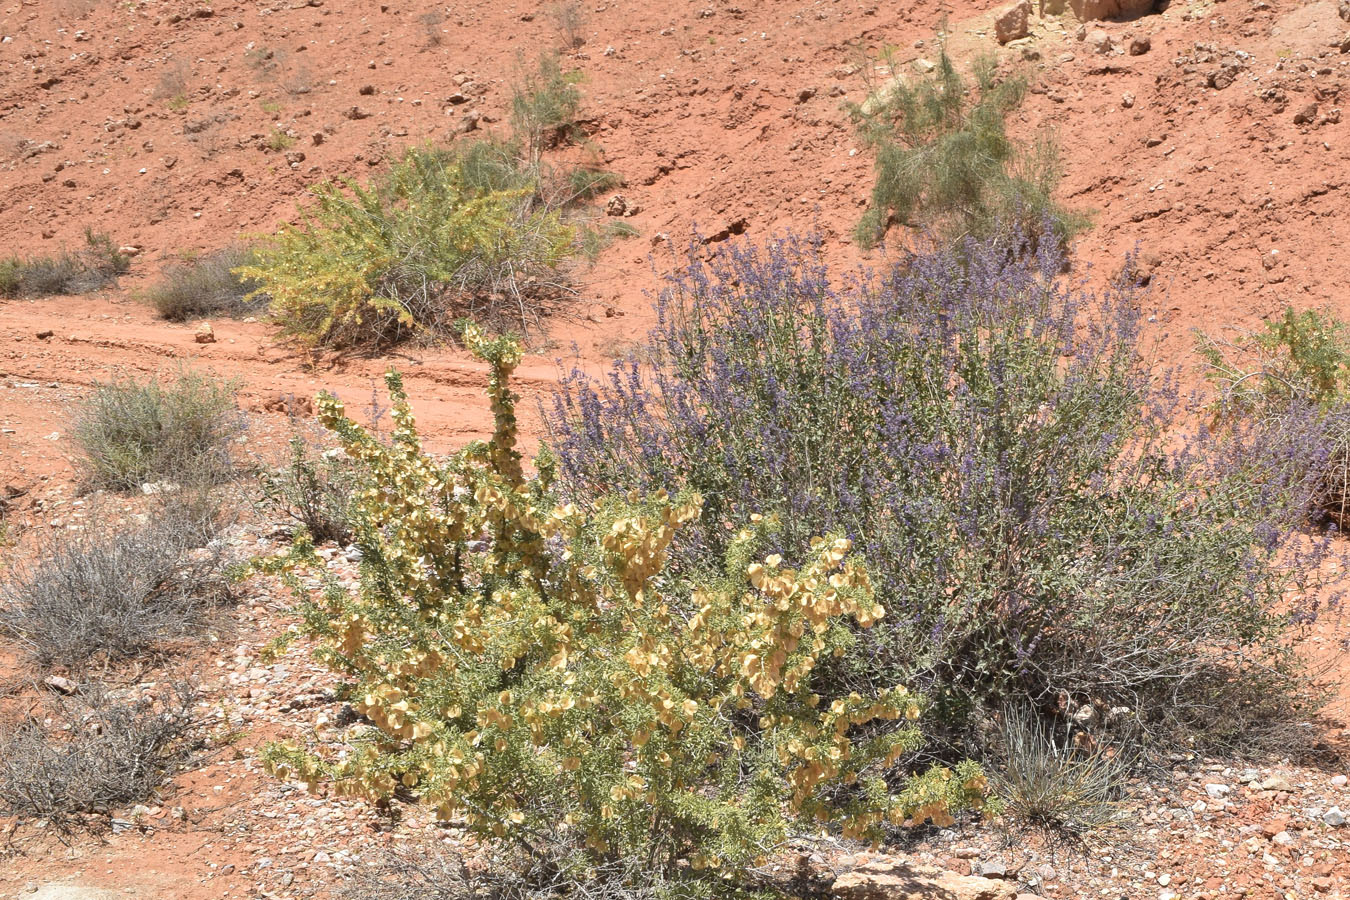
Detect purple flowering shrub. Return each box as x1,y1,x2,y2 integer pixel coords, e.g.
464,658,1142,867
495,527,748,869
546,234,1333,750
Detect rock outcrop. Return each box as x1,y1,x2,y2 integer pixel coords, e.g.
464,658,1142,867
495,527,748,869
832,859,1018,900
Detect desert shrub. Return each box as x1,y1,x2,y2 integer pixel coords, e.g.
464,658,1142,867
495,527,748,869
258,326,985,891
548,1,588,51
70,368,243,491
1198,306,1350,414
0,229,131,298
850,49,1083,250
239,145,576,349
0,685,196,830
144,245,267,321
1198,307,1350,528
545,233,1331,753
256,435,358,544
994,709,1131,841
242,55,612,349
511,52,583,162
0,495,229,669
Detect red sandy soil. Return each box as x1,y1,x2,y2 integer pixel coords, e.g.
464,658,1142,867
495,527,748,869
2,0,1350,897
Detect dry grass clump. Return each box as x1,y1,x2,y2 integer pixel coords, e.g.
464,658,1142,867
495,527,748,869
70,368,244,491
0,494,230,669
0,684,197,831
0,230,131,298
994,710,1133,842
144,245,267,321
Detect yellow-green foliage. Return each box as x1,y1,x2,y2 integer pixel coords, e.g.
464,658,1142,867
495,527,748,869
258,326,985,879
236,147,575,349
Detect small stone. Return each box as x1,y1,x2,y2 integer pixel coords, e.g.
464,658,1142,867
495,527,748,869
44,675,78,695
994,0,1031,45
194,321,217,344
1331,774,1347,787
1293,102,1319,125
1259,775,1294,792
1205,783,1230,799
974,858,1008,879
1129,35,1151,56
1122,91,1135,108
1272,830,1294,846
1324,806,1346,826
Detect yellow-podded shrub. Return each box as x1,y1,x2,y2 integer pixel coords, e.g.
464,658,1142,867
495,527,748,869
257,326,985,880
236,147,575,349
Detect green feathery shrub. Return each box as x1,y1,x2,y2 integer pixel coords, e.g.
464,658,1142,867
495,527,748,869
850,48,1083,250
241,54,618,350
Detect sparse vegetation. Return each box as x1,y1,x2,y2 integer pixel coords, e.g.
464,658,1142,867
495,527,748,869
418,9,447,47
70,368,244,491
0,230,131,298
265,126,296,151
256,435,358,544
0,495,229,669
143,245,267,321
548,1,588,51
339,842,667,900
259,326,986,892
849,47,1083,250
0,685,197,831
153,59,191,106
511,52,584,162
547,233,1331,756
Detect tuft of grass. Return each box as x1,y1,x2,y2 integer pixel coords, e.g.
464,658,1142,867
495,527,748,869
0,684,197,831
849,46,1085,250
70,369,244,491
994,710,1132,842
143,245,268,321
265,127,295,151
0,230,131,299
418,9,446,47
0,495,229,669
153,59,191,105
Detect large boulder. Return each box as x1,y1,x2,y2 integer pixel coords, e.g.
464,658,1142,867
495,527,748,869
832,859,1018,900
995,0,1032,43
1069,0,1156,21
